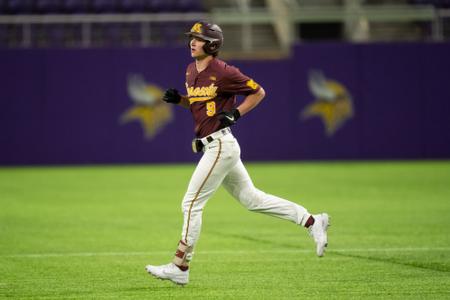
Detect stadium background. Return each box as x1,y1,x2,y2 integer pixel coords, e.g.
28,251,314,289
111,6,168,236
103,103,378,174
1,0,450,165
1,1,450,299
1,43,450,164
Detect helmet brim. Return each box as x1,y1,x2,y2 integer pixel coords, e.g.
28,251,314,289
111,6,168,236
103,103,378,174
185,32,217,43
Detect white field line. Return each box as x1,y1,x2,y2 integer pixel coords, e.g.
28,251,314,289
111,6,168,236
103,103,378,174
1,247,450,258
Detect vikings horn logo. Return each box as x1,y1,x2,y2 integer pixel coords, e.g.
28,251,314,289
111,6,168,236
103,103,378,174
120,74,173,139
300,70,353,136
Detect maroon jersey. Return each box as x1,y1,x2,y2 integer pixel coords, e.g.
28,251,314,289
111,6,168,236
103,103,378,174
185,58,260,138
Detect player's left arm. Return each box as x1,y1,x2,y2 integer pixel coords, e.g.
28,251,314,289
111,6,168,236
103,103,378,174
217,66,266,126
236,86,265,116
217,86,265,127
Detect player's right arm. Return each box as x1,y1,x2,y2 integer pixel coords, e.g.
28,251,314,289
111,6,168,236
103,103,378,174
162,88,190,109
178,95,190,108
163,65,192,109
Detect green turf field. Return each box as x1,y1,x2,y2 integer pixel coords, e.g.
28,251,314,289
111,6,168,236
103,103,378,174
1,161,449,299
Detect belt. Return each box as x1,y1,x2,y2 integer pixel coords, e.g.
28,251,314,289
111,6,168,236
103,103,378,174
199,127,231,146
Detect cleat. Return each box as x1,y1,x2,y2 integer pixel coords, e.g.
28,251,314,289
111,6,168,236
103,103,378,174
308,213,330,257
145,263,189,285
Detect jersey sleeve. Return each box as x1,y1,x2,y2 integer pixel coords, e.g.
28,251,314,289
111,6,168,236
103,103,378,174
221,65,261,96
185,64,192,84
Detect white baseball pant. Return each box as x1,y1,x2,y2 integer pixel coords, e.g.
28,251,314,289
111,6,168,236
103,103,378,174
181,131,311,246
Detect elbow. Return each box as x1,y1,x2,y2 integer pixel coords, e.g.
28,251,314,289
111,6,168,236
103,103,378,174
258,87,266,100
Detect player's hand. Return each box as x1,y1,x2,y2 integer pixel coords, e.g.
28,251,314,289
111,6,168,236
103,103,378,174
217,108,241,127
162,88,181,104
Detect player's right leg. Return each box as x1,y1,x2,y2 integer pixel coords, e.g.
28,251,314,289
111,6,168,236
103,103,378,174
222,160,330,256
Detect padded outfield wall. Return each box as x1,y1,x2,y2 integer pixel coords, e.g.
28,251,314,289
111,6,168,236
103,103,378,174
1,43,449,165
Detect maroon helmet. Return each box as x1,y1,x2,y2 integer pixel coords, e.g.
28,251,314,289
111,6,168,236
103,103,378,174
185,21,223,55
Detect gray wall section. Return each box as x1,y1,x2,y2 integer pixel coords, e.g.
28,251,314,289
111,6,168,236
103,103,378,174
1,43,449,165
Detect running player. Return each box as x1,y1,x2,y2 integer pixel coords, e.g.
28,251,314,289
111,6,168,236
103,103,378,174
145,21,329,286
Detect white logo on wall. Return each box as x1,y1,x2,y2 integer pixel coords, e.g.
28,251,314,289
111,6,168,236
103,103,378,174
120,74,173,139
300,70,353,136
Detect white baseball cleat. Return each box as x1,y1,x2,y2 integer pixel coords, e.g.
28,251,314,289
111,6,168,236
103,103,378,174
145,263,189,285
308,213,330,257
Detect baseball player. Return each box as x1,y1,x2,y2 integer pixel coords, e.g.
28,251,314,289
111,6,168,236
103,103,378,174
145,21,329,286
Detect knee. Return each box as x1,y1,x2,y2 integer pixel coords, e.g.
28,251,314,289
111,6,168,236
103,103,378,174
238,187,265,211
181,193,194,213
182,193,202,214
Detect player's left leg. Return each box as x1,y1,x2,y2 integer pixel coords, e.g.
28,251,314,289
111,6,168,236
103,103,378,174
222,159,329,256
146,135,240,284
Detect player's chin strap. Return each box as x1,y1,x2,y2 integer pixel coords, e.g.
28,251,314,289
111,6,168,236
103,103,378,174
173,240,194,267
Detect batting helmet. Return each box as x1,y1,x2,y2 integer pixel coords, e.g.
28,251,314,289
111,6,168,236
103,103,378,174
185,21,223,55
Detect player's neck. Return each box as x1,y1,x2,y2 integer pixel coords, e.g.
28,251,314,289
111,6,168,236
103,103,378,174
195,55,213,73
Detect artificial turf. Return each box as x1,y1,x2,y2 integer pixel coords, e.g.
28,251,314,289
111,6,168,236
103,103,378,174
1,161,449,299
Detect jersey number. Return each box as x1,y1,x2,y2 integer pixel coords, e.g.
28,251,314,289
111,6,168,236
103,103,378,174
206,101,216,117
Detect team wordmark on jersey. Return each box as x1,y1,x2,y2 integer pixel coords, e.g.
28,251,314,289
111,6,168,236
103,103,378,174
120,74,173,139
300,70,353,136
186,83,218,103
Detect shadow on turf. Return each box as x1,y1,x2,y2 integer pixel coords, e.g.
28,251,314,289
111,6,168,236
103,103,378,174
211,231,449,273
209,231,301,249
331,252,450,273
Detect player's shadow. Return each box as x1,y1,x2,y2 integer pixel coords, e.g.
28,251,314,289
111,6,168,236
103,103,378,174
209,230,301,249
331,251,450,273
209,230,450,274
120,286,186,291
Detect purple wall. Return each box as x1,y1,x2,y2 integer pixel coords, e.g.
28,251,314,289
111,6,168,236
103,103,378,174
1,43,450,165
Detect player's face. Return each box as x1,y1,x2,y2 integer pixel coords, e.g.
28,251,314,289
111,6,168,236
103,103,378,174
190,37,206,58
